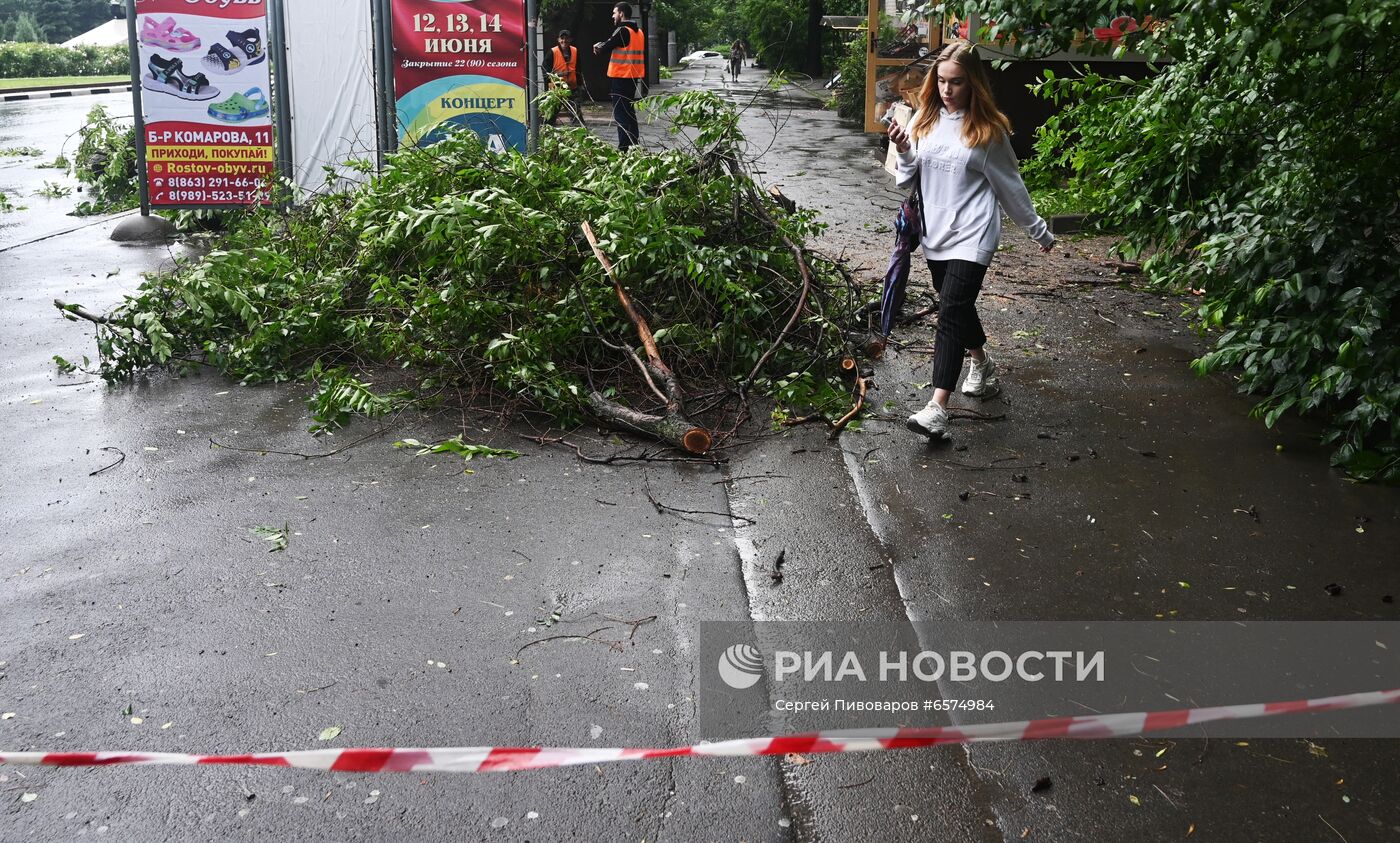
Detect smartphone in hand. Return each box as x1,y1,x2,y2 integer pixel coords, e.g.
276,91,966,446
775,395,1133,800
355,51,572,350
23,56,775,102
886,121,911,153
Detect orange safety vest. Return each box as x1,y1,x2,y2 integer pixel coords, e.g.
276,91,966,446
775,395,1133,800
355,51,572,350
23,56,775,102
606,25,645,79
550,44,578,88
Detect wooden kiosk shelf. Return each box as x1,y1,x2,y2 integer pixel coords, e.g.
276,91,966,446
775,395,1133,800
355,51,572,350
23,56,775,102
863,0,939,133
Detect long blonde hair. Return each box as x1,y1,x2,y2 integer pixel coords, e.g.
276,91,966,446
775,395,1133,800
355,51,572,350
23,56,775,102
908,41,1011,148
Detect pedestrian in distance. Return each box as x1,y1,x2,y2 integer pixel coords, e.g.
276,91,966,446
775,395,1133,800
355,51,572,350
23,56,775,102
729,39,745,83
547,30,585,126
888,40,1055,442
593,2,645,151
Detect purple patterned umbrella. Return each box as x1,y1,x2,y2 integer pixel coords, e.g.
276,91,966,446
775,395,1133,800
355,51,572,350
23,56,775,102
879,187,923,337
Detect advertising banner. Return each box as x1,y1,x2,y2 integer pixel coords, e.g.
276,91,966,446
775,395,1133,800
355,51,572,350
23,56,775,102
133,0,275,207
390,0,527,151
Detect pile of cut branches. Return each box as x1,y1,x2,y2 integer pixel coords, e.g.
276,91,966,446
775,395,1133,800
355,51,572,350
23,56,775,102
59,92,864,452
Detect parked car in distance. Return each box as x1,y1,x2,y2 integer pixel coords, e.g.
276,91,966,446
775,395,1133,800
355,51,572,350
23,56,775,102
679,50,723,63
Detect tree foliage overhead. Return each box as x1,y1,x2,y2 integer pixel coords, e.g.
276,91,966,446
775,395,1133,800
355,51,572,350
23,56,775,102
738,0,864,74
538,0,864,74
914,0,1400,480
0,0,110,44
539,0,724,56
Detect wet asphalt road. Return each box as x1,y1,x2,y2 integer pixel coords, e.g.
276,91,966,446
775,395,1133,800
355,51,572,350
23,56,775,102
0,92,135,251
2,62,1399,841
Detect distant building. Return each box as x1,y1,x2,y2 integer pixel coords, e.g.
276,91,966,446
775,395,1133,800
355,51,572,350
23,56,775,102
62,19,129,49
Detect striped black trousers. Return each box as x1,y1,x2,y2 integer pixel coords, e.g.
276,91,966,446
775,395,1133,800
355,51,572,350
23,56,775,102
927,259,989,391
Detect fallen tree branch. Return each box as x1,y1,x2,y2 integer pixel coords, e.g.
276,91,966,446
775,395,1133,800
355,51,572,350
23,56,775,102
828,374,867,438
586,390,713,455
767,185,797,214
731,164,816,391
581,221,713,455
583,222,663,367
622,345,670,406
54,299,110,325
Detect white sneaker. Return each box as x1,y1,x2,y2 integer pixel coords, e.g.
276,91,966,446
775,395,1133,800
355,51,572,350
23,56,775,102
906,399,950,439
962,355,999,397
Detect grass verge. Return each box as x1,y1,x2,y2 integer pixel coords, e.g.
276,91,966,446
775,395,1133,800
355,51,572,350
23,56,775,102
0,76,126,91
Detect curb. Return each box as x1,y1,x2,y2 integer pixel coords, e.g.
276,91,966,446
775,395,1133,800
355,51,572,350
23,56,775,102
2,84,132,103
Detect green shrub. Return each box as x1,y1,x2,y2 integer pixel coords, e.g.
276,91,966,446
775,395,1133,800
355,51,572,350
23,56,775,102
71,104,139,216
932,0,1400,481
0,42,127,78
739,0,864,76
831,30,865,120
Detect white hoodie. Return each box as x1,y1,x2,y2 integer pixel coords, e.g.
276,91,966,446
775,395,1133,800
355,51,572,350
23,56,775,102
894,108,1054,265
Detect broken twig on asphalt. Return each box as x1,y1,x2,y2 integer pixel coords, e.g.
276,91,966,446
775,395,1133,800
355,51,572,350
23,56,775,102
645,488,755,525
514,615,658,660
88,446,126,476
520,433,723,466
206,426,393,460
711,474,791,484
515,627,622,658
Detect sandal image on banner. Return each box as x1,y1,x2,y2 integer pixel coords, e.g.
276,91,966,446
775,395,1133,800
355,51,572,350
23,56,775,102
207,88,270,123
142,55,219,102
141,16,200,52
225,29,265,65
202,43,243,76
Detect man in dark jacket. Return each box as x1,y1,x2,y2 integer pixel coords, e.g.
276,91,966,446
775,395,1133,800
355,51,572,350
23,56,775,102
592,2,645,150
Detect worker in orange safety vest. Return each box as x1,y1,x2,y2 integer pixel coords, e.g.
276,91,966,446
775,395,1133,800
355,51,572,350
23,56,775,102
547,30,584,126
592,2,644,150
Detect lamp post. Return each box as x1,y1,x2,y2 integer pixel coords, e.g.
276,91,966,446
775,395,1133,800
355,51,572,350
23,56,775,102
639,0,654,86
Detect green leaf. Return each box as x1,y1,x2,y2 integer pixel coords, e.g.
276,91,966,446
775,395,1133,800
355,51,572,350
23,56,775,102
252,525,289,553
1264,397,1297,428
395,436,522,462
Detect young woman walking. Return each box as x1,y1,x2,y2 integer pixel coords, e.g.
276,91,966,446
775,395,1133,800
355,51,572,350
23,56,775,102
887,41,1055,441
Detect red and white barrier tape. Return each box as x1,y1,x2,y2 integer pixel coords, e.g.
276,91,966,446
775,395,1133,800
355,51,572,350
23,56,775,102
3,688,1398,774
